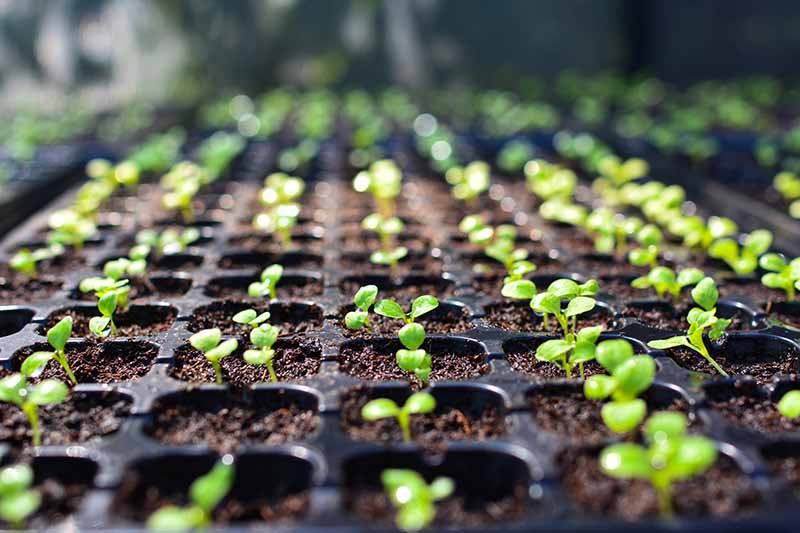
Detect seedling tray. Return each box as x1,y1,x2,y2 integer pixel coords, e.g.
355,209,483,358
1,142,800,532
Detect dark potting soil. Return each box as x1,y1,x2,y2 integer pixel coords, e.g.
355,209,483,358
529,388,693,446
0,391,131,450
667,345,797,384
335,306,474,337
339,277,456,304
0,273,62,305
168,339,321,385
718,279,786,305
769,311,800,329
597,278,657,301
346,488,526,528
187,301,323,335
339,386,506,449
558,449,761,520
338,252,443,276
145,393,319,453
619,305,752,331
203,277,324,300
40,306,177,337
226,233,325,254
570,256,648,277
338,340,489,385
765,454,800,491
73,277,192,302
218,251,322,270
483,301,617,334
14,478,91,529
705,384,800,434
13,341,158,383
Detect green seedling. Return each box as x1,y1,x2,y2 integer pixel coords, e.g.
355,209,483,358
233,308,280,382
361,391,436,442
535,325,603,379
381,469,454,532
525,160,577,200
160,162,205,223
458,216,534,279
135,228,200,257
353,159,402,219
584,339,656,433
668,215,737,252
648,277,730,376
530,279,599,337
361,213,408,270
81,278,130,338
585,208,642,258
538,199,588,227
345,285,379,330
375,296,439,383
0,464,41,528
708,229,773,274
497,140,534,174
253,203,300,248
600,411,717,518
0,355,69,446
445,161,490,203
248,264,284,299
631,266,705,302
46,208,97,249
27,316,77,385
147,456,235,531
627,224,664,268
777,390,800,418
9,244,64,278
759,253,800,300
189,328,239,385
595,155,649,189
198,131,246,180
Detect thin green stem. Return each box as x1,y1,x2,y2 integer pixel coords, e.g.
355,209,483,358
653,476,674,518
23,403,40,447
269,284,277,300
691,339,729,377
212,360,223,384
109,319,118,337
398,412,411,443
55,352,77,385
267,361,278,383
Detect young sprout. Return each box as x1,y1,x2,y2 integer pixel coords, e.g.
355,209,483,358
0,355,69,446
0,464,40,528
27,316,77,385
627,224,664,268
189,328,239,385
233,309,281,383
345,285,379,330
595,155,649,189
80,279,131,338
444,161,490,204
525,160,577,201
535,325,603,379
248,264,284,300
353,160,402,219
773,171,800,211
135,228,200,257
669,215,738,252
708,229,773,275
600,411,717,518
584,339,656,433
585,208,641,258
46,208,97,249
759,253,800,300
538,199,588,227
375,296,439,383
198,131,246,180
362,213,408,270
381,469,454,532
9,244,64,278
631,266,705,303
147,455,235,531
361,391,436,443
530,279,599,337
458,216,534,279
648,277,730,376
777,390,800,418
160,162,205,223
253,204,300,248
253,173,305,248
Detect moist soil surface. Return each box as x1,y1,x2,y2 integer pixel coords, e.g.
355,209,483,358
335,306,474,337
0,272,62,304
73,277,192,302
15,478,91,529
0,391,131,450
558,449,762,520
13,341,158,383
145,393,319,453
227,233,325,254
705,384,800,434
667,345,797,384
338,252,443,276
339,386,506,449
570,256,648,277
765,454,800,490
169,339,321,385
218,252,322,270
529,387,693,446
340,278,456,304
619,304,752,331
597,278,658,301
769,311,800,329
338,339,489,385
347,489,526,528
40,306,177,337
204,276,324,300
187,301,323,335
483,301,617,334
719,279,787,304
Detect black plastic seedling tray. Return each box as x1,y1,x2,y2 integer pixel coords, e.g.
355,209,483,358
1,146,800,532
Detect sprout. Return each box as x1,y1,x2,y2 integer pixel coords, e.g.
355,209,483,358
233,309,281,383
777,390,800,418
0,464,41,528
253,173,305,248
248,264,284,300
631,266,704,302
198,131,246,180
535,324,603,379
444,161,490,203
627,224,664,268
584,339,656,433
147,456,235,531
594,155,649,189
135,228,200,257
759,253,800,300
353,159,402,219
526,278,599,337
648,277,730,376
46,208,97,249
375,296,439,383
361,391,436,442
189,328,239,385
708,229,773,275
27,316,77,385
9,244,64,278
362,213,408,270
381,469,454,532
0,355,69,446
458,216,534,280
600,411,717,518
773,171,800,218
253,204,300,248
538,199,588,227
668,215,737,251
80,278,130,338
497,140,535,174
345,285,379,330
160,161,206,223
585,208,641,258
525,160,577,200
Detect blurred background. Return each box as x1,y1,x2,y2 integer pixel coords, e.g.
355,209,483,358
2,0,800,111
